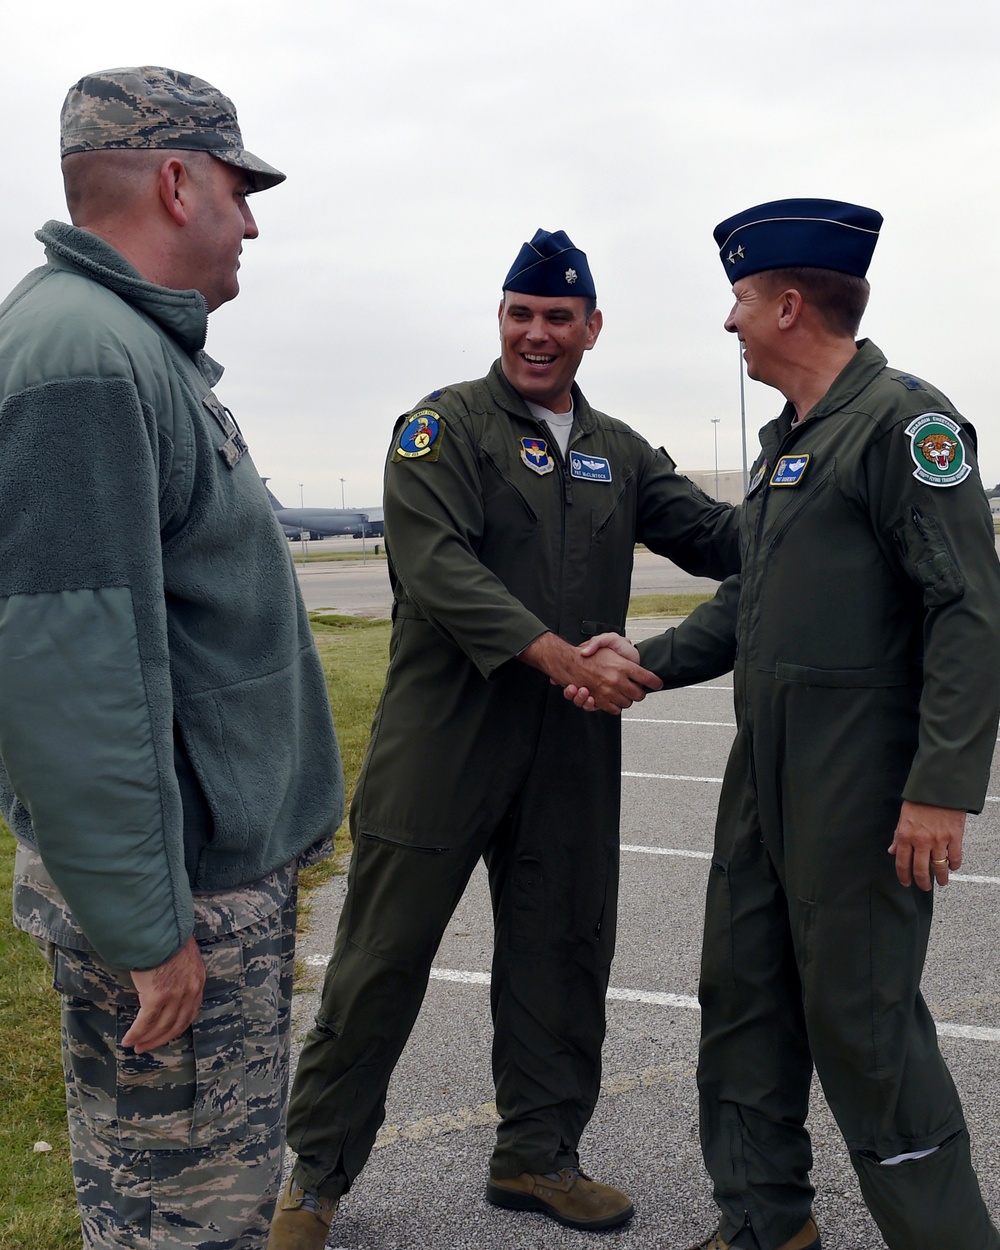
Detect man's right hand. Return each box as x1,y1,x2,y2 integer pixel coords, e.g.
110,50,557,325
563,632,650,710
519,631,661,714
122,935,206,1053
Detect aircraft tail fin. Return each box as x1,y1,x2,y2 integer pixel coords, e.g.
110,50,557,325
260,477,283,510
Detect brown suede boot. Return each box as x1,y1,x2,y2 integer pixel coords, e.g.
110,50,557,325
686,1216,820,1250
266,1177,339,1250
486,1166,634,1230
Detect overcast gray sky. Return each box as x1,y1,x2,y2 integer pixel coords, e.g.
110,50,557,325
3,0,999,508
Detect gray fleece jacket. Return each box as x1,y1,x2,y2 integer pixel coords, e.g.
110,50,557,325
0,222,343,970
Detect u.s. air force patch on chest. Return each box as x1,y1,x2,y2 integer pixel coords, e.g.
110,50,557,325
520,437,555,474
906,413,971,488
394,410,444,461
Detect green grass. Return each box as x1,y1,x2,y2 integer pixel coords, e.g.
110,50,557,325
291,548,387,564
0,824,79,1249
628,591,714,617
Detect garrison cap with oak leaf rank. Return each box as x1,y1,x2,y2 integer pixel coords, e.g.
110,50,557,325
503,228,596,299
60,66,286,191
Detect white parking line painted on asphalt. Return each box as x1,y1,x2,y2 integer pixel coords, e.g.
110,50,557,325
607,986,700,1010
937,1023,1000,1042
621,844,712,861
423,968,1000,1042
618,844,1000,886
622,771,724,783
622,717,737,727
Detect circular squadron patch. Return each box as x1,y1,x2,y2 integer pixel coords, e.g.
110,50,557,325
395,410,444,460
905,413,971,488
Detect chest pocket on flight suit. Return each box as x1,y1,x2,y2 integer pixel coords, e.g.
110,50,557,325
590,465,635,539
479,446,540,542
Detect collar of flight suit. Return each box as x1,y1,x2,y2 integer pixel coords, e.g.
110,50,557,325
765,338,889,446
485,358,598,436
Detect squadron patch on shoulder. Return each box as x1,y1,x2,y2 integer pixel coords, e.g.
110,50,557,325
569,451,612,482
394,410,444,462
906,413,970,488
769,454,810,487
520,437,555,475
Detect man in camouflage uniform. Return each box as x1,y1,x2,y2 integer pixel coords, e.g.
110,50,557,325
0,68,343,1249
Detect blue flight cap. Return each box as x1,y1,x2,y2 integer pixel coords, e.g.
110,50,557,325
714,198,883,283
503,228,596,299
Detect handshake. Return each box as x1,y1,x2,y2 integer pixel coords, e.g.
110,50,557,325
520,630,662,716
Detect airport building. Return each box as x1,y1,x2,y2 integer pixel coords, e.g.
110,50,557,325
680,468,747,505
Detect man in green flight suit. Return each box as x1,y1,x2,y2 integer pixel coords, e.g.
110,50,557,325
268,229,741,1247
577,199,1000,1250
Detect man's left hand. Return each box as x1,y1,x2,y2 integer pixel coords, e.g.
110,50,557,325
123,936,206,1053
889,800,966,891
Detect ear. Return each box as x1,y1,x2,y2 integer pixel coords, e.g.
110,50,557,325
776,288,804,331
584,307,603,351
158,157,191,226
497,296,506,334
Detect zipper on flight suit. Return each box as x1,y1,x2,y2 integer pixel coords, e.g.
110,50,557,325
738,420,808,805
524,414,573,637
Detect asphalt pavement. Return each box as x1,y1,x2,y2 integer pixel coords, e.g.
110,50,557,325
284,595,1000,1249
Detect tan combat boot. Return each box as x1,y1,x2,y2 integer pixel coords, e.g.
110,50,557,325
266,1177,339,1250
486,1166,634,1230
687,1215,820,1250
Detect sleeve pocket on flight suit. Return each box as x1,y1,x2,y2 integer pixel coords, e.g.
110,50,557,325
891,509,965,607
53,938,249,1152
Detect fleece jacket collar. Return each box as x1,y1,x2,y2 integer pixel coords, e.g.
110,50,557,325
35,220,221,378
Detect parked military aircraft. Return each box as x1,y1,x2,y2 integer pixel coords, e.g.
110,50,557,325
262,480,384,539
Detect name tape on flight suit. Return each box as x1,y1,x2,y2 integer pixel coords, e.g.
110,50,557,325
769,454,810,487
569,452,612,482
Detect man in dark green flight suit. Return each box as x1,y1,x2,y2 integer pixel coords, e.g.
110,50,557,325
578,199,1000,1250
267,229,741,1247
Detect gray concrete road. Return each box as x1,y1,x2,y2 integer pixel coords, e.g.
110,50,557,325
295,538,1000,617
286,616,1000,1249
296,549,733,617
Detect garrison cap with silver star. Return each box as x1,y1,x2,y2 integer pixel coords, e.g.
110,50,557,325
714,198,882,283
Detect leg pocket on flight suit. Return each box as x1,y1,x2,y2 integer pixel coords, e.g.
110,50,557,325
702,858,737,991
509,854,547,955
53,939,249,1152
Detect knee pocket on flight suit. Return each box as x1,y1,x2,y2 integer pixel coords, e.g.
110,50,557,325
702,858,737,991
345,831,466,963
53,939,249,1151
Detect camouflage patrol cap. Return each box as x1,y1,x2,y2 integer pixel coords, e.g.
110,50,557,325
60,66,285,190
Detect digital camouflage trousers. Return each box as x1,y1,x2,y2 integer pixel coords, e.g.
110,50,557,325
19,855,298,1250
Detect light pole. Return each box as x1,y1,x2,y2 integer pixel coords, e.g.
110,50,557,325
738,336,749,494
711,418,721,499
340,477,346,509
